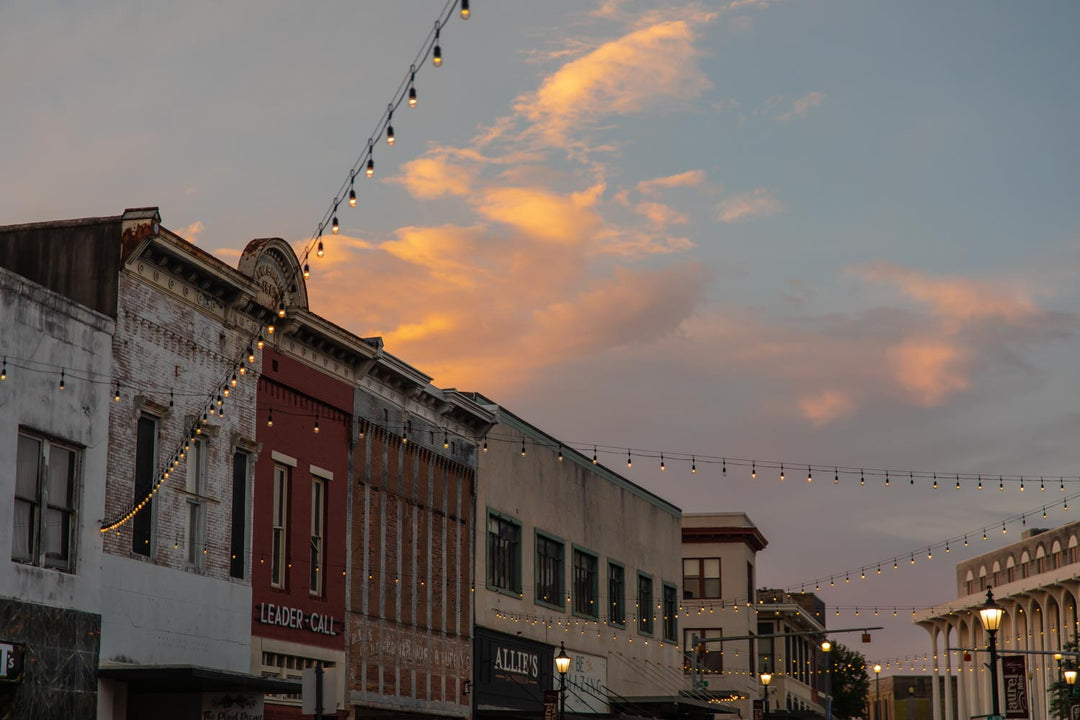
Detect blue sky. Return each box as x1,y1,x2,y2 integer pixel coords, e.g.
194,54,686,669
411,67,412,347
5,0,1080,667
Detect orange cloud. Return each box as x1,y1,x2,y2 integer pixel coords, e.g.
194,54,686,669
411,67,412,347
777,91,825,121
636,170,707,197
635,201,688,227
717,189,783,222
798,390,856,426
477,185,606,244
853,262,1038,324
178,220,205,243
887,337,971,406
393,153,473,199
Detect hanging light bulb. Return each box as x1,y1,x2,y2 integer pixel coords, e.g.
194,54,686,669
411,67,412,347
230,372,238,387
303,263,310,279
483,439,488,453
386,105,395,146
247,346,255,363
592,446,597,465
779,464,785,481
691,456,696,474
432,24,443,66
314,417,320,434
521,438,526,457
444,433,450,449
222,385,230,398
807,466,812,483
277,301,286,318
114,383,121,402
366,139,375,178
751,461,756,479
660,454,666,472
257,334,265,350
408,65,418,107
59,369,65,390
558,445,563,461
0,357,6,381
332,214,339,235
266,409,273,427
460,0,470,19
627,449,632,469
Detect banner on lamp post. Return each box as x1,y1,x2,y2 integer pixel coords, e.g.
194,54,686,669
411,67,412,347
1001,655,1028,719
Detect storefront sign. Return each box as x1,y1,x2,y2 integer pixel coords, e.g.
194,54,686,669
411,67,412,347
474,627,553,712
0,641,24,683
201,692,264,720
544,690,559,720
1001,655,1028,719
257,603,338,636
564,650,609,714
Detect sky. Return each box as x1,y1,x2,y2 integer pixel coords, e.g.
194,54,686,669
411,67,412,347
5,0,1080,670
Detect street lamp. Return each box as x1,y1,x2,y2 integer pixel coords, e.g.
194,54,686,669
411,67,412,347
555,642,571,720
760,672,773,718
821,641,833,720
978,588,1005,719
1065,670,1077,686
873,664,882,720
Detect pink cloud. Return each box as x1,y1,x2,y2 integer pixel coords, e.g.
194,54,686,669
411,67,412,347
887,337,971,406
636,170,707,197
798,390,857,426
717,189,783,222
634,201,688,227
178,220,205,243
777,91,825,121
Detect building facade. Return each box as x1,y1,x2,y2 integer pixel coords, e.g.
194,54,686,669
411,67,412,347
916,523,1080,720
0,259,114,718
755,590,830,719
681,513,768,718
471,401,693,720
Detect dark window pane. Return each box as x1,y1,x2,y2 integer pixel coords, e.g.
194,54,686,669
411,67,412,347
133,416,156,556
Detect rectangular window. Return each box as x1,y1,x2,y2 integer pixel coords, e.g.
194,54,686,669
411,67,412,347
685,629,723,673
310,477,325,595
230,451,249,579
185,438,208,569
486,512,521,593
638,573,654,634
663,583,678,642
573,549,599,618
683,558,720,599
608,562,626,626
132,415,157,556
13,431,78,572
272,464,289,588
747,561,754,607
535,533,565,608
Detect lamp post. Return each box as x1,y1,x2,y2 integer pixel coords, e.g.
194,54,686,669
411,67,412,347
978,588,1005,719
761,672,773,718
555,642,571,720
873,664,882,720
821,640,833,720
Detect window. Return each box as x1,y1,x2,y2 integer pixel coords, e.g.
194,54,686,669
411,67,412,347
13,431,78,572
683,558,720,599
486,512,521,593
310,477,325,595
758,621,774,673
272,464,289,588
747,561,754,607
608,562,626,626
573,548,599,618
185,438,208,569
685,629,723,673
663,583,678,642
230,451,249,579
133,415,158,556
535,533,565,608
638,573,654,634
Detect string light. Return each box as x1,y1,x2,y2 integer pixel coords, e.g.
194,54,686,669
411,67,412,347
114,383,121,402
332,203,340,234
592,446,597,464
751,461,756,479
660,453,665,472
460,0,470,20
59,369,65,390
386,105,395,146
779,463,784,481
267,408,274,428
408,66,418,108
691,456,696,474
303,263,310,279
348,172,357,207
316,239,324,259
0,357,5,381
627,449,632,469
521,438,526,457
433,24,443,66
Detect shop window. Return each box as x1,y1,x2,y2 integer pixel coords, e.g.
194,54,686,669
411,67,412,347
573,548,599,618
486,511,521,593
13,431,78,572
272,464,289,588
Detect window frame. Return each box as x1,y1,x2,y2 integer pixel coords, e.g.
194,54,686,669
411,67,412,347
184,437,209,570
486,509,522,596
685,628,724,674
607,560,626,627
12,430,80,573
229,450,251,580
637,571,655,636
682,557,721,599
132,413,159,556
309,475,325,596
534,529,566,611
662,581,678,642
572,545,600,619
271,463,289,589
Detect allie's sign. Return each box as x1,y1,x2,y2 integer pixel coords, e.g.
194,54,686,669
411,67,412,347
257,603,338,636
0,641,25,683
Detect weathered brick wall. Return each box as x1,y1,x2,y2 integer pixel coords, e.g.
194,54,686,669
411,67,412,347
348,423,474,715
102,266,258,578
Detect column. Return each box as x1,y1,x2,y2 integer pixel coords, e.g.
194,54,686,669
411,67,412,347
943,620,955,720
931,624,943,720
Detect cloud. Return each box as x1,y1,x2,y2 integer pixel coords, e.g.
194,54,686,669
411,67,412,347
852,262,1039,325
798,390,857,426
634,201,688,227
636,170,707,197
777,91,825,121
887,337,971,406
716,189,783,222
178,220,205,243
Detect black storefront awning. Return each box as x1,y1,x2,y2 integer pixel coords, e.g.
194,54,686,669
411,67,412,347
98,664,300,695
612,695,742,719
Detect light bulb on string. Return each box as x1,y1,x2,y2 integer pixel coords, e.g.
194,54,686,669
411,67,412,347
114,383,121,402
592,447,598,465
1041,477,1045,492
978,475,983,490
691,456,696,474
433,24,443,66
807,466,812,483
257,334,265,350
0,357,5,380
999,476,1004,491
933,473,937,489
751,462,756,479
779,464,785,481
860,469,865,485
386,105,395,146
627,449,632,469
314,417,320,434
885,471,890,487
660,454,665,472
230,372,238,387
348,171,357,206
521,438,526,457
1061,477,1066,492
445,433,450,450
59,369,65,390
834,467,839,484
332,205,340,234
956,474,961,490
303,263,310,279
558,445,563,461
267,408,273,428
460,0,469,19
408,65,418,107
910,472,913,486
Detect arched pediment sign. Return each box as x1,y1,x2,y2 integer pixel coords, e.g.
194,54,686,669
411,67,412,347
237,237,310,314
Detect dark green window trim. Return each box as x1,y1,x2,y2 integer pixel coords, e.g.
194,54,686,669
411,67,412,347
637,571,655,636
607,560,626,627
534,529,566,611
486,508,522,596
572,544,600,620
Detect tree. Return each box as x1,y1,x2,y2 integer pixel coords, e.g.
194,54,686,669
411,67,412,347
1048,641,1078,720
827,643,871,720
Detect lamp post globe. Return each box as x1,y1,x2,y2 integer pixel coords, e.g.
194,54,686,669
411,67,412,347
760,672,772,718
872,664,882,720
978,588,1005,719
555,643,571,720
821,641,833,720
